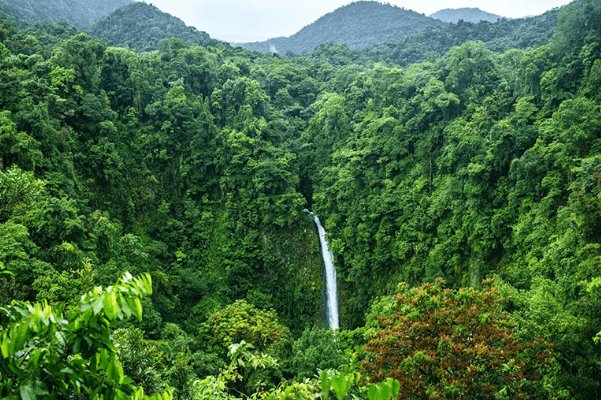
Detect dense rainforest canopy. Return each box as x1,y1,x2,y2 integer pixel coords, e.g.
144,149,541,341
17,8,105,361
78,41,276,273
1,0,601,398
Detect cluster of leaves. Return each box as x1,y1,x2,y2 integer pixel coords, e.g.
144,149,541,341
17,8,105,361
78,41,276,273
362,279,554,398
195,340,401,400
291,328,348,380
0,272,172,400
0,166,44,222
199,299,292,355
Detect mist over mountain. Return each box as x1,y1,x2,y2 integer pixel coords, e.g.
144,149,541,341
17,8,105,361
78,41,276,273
234,1,447,55
86,2,221,52
429,7,505,24
0,0,132,29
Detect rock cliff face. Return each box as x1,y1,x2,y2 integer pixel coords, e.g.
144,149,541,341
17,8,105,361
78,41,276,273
235,1,446,55
0,0,132,28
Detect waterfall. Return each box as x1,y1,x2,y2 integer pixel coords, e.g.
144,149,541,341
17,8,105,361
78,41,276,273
305,210,339,329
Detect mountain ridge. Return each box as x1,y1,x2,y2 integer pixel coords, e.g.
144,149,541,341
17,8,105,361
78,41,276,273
85,2,221,52
301,6,559,68
0,0,132,28
429,7,505,24
234,1,447,55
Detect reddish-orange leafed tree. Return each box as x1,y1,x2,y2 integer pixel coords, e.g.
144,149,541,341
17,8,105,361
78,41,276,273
362,278,554,399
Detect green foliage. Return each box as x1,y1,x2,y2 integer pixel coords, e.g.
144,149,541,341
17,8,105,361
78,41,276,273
366,378,399,400
291,328,348,379
113,327,168,396
0,111,43,169
0,165,44,222
498,277,596,398
1,0,601,395
199,300,292,356
192,341,279,399
194,343,400,400
320,368,360,400
0,272,171,400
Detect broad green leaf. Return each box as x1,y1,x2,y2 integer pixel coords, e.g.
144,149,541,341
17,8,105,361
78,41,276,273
12,322,30,353
28,348,42,368
19,380,48,400
320,370,331,395
55,330,66,345
367,384,378,400
21,383,36,400
330,375,350,400
103,291,117,321
118,296,132,318
91,296,104,315
390,378,400,396
1,331,9,358
31,303,42,332
379,386,393,400
129,297,143,321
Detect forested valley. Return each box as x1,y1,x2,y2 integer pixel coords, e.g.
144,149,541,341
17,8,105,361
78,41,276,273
1,0,601,398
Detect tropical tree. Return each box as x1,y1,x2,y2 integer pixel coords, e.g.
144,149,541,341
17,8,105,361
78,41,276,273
0,272,172,400
362,279,554,399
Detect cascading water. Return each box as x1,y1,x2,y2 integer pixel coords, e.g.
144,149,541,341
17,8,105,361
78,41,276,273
305,210,339,329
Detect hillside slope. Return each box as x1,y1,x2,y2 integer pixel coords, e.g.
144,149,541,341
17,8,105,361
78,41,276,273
86,2,221,52
0,0,131,28
430,7,504,23
235,1,446,54
342,6,559,66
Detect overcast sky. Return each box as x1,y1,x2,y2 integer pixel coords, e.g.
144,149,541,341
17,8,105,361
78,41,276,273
139,0,574,43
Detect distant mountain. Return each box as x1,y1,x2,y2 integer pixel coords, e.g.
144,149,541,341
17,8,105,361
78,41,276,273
429,8,504,24
0,0,131,29
85,2,222,52
359,7,558,66
235,1,447,55
304,5,559,68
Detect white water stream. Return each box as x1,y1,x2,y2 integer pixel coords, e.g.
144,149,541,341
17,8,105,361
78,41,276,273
305,210,339,329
